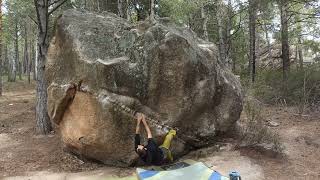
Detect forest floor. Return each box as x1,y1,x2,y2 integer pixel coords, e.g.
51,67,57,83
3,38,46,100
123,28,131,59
0,81,319,180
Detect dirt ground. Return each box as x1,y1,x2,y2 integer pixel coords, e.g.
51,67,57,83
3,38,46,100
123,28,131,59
0,81,319,179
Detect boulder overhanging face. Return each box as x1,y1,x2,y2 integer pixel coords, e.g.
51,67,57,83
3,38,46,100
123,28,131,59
46,9,243,167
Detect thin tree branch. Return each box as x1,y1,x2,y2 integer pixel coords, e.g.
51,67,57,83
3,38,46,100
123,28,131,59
230,15,244,39
49,0,61,6
48,0,68,15
28,15,38,25
230,6,249,19
288,11,320,17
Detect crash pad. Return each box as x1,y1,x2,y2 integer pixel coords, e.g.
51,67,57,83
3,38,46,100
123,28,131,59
136,162,229,180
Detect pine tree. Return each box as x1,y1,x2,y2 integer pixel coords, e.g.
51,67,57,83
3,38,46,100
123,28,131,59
34,0,68,134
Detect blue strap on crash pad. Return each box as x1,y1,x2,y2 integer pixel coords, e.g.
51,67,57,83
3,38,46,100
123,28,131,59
138,170,159,179
209,171,222,180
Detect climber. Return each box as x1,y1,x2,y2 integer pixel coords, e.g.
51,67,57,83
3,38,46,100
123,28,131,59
134,112,176,166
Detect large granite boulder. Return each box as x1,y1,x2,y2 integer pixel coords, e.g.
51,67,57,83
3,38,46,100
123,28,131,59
46,9,243,167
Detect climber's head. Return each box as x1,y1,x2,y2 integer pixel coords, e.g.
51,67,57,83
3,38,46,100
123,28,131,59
134,111,143,119
136,145,147,157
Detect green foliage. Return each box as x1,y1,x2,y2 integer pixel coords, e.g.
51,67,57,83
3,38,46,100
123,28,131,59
2,0,319,109
5,0,35,30
231,27,249,73
158,0,198,24
304,39,320,53
252,65,320,107
4,0,37,44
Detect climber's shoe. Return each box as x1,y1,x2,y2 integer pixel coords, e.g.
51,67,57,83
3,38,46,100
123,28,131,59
169,129,176,137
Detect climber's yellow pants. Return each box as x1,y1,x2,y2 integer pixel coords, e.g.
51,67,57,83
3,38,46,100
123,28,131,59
160,130,176,161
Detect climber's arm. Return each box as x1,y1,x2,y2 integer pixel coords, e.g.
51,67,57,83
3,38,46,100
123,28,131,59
135,114,142,134
135,115,142,151
141,115,152,139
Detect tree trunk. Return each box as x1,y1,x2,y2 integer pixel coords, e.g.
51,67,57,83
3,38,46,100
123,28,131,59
23,25,27,74
295,45,298,67
226,0,233,69
264,23,272,58
99,0,107,11
298,37,303,70
216,0,227,64
118,0,123,17
84,0,87,9
3,43,7,75
126,0,130,21
256,34,260,59
280,0,290,83
0,47,2,96
87,0,96,11
0,0,2,96
150,0,155,20
201,6,209,41
24,24,30,84
296,14,303,70
118,0,128,19
134,0,150,21
29,28,33,83
19,48,23,80
14,20,19,82
32,42,36,80
97,0,100,11
29,24,32,82
0,53,2,96
34,0,52,134
232,57,236,72
107,0,118,14
249,0,257,83
6,45,12,82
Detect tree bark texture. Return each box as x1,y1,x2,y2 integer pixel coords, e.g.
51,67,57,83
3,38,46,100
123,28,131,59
0,0,2,96
34,0,52,134
264,23,272,58
107,0,118,14
201,6,209,41
118,0,128,19
296,14,304,70
14,20,19,82
150,0,155,20
298,37,303,70
216,0,227,65
226,0,233,69
24,24,31,83
6,45,12,82
280,0,290,82
249,0,257,83
32,42,36,80
126,0,130,20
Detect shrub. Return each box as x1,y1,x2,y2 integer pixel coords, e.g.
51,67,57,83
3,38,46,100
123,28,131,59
249,64,320,110
239,97,284,154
